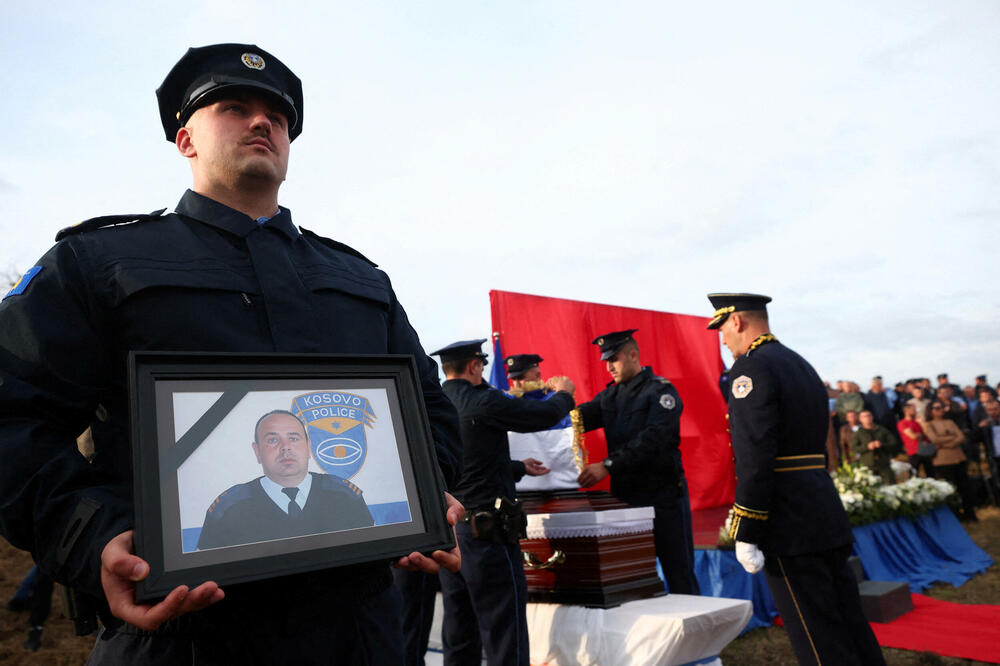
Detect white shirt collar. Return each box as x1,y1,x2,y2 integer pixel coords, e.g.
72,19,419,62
259,472,313,513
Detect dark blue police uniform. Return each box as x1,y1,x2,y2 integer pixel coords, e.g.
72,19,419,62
574,366,700,595
0,189,461,665
710,292,884,666
197,472,375,550
436,352,574,666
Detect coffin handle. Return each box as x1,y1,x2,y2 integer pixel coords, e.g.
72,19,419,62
522,550,566,570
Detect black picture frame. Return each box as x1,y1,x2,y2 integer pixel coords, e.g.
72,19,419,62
129,351,453,602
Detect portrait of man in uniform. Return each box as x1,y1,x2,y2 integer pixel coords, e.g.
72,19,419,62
197,409,374,550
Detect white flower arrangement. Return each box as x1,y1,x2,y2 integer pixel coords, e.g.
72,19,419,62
834,463,956,526
718,464,958,545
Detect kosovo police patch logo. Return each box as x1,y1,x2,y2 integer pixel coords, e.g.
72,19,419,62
732,375,753,399
659,394,676,410
241,53,266,70
3,266,43,301
290,391,376,479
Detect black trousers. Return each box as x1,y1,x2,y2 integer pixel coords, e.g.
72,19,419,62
28,571,54,627
764,545,885,666
627,480,700,595
650,483,701,595
392,568,440,666
935,463,977,520
438,523,529,666
907,454,935,479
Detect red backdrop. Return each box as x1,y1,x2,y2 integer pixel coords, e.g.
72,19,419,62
489,290,735,510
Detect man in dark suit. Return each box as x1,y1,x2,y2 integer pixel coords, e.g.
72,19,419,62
706,293,884,666
198,410,374,550
972,399,1000,502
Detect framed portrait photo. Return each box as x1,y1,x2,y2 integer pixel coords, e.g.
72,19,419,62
128,351,453,602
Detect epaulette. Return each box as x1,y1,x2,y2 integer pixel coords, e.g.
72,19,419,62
337,477,364,496
299,228,378,267
55,208,168,241
206,483,253,516
655,376,673,385
206,488,229,515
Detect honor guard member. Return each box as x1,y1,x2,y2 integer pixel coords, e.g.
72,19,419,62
0,44,463,665
575,330,701,595
505,354,543,391
707,293,884,666
434,339,575,666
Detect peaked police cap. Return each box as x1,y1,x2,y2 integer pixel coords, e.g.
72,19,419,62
156,43,303,142
706,293,772,330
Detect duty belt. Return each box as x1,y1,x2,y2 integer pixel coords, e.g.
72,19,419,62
774,454,825,472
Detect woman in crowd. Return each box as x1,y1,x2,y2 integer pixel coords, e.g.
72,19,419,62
923,399,977,521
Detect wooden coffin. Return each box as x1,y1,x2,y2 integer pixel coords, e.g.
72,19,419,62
519,490,665,608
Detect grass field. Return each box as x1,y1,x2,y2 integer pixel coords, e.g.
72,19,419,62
720,506,1000,666
2,507,997,665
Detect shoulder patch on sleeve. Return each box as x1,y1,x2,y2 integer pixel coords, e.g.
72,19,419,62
659,393,676,410
55,208,167,241
3,266,43,300
324,474,364,496
732,375,753,399
340,477,363,495
206,483,253,516
299,228,379,267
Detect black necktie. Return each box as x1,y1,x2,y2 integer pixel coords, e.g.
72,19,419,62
281,487,302,517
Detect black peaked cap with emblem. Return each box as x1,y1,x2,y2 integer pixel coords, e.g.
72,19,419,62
157,43,303,142
706,293,772,330
430,339,489,365
592,329,638,361
504,354,543,378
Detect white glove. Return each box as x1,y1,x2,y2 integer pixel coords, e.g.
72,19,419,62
735,541,765,574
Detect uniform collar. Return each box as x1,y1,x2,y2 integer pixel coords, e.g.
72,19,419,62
607,366,653,389
176,189,299,240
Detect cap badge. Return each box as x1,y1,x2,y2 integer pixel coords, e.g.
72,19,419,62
241,53,266,70
732,375,753,399
659,394,676,410
597,337,604,346
507,358,514,366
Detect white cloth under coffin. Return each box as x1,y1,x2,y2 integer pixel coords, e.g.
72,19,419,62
427,593,751,665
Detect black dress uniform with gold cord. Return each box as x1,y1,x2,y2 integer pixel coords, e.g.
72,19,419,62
574,330,700,596
0,44,462,666
433,340,575,666
708,294,884,666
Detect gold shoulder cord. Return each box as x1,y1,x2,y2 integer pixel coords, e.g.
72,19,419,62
747,333,778,354
506,380,549,398
569,408,588,471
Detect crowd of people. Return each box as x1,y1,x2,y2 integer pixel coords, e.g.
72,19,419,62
826,372,1000,522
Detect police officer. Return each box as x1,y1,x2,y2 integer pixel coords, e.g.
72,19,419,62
0,44,462,665
505,354,544,392
575,329,701,595
707,293,884,665
434,339,574,666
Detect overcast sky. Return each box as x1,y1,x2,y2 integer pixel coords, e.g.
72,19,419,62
3,2,998,390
